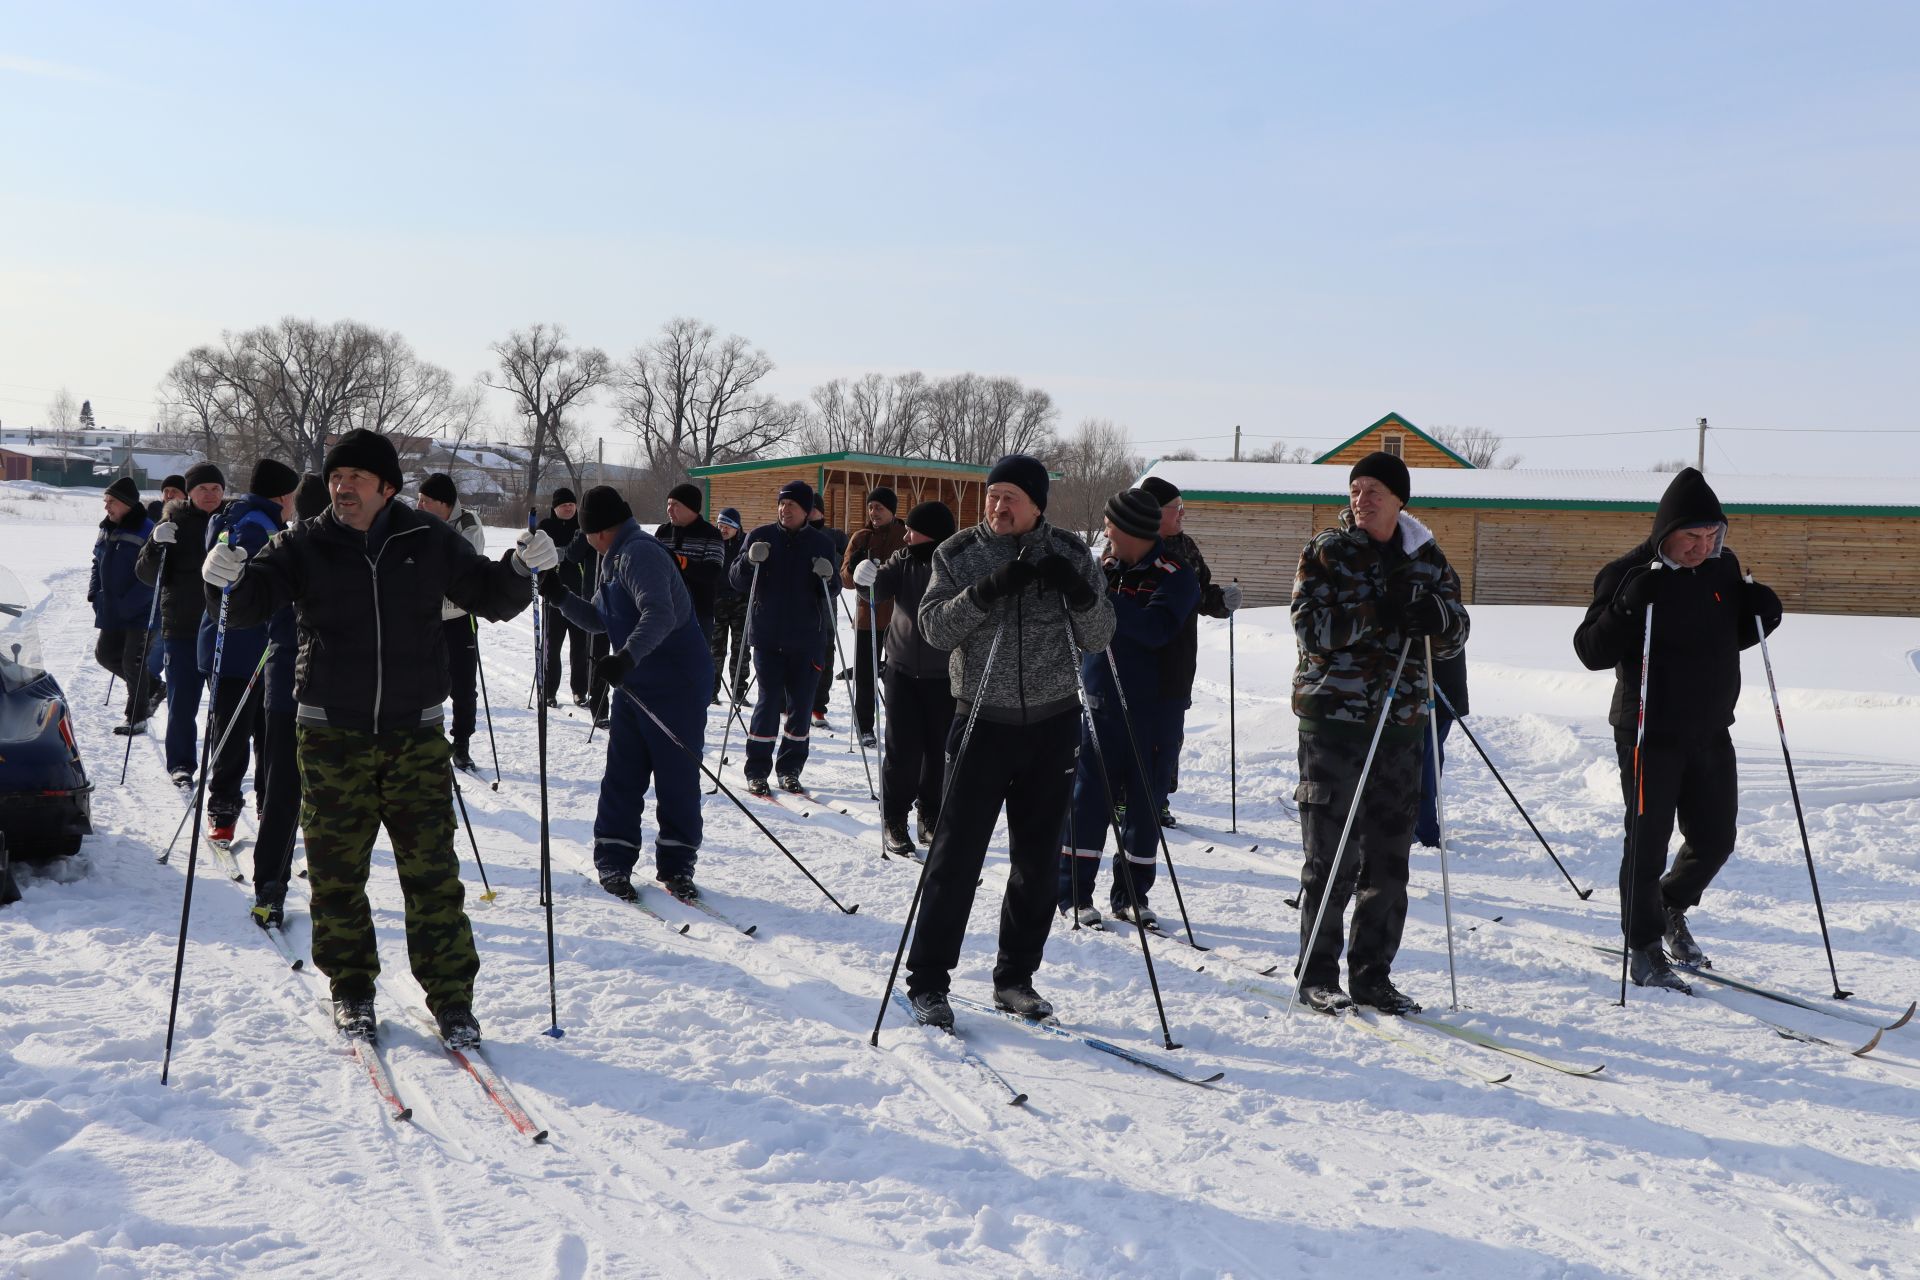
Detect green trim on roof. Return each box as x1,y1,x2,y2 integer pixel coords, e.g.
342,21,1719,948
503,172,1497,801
1310,412,1476,469
688,450,995,479
1175,489,1920,518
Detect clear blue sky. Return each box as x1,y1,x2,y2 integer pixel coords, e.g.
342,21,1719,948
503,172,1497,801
4,1,1917,475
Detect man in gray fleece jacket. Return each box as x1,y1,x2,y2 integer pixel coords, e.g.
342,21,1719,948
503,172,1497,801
902,454,1116,1030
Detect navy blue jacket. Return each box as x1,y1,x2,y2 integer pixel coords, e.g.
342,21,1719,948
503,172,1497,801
90,508,155,630
726,520,842,655
555,519,712,695
198,494,285,680
1082,537,1200,714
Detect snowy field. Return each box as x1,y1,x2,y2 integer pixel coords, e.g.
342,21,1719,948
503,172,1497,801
3,481,1918,1279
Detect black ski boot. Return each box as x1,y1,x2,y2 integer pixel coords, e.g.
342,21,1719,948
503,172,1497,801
746,776,771,798
915,813,933,846
1629,945,1692,993
1351,977,1422,1016
332,996,377,1041
1301,984,1352,1015
451,738,476,772
1664,906,1709,968
882,822,915,858
993,983,1054,1020
170,768,193,790
778,774,806,794
250,900,284,929
435,1004,481,1051
860,731,877,749
908,990,954,1030
659,873,699,902
599,872,640,903
1158,803,1176,828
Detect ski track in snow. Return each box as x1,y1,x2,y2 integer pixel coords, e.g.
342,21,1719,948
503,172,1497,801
3,494,1919,1279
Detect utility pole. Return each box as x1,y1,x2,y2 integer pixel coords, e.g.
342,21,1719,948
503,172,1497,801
1697,417,1708,472
1233,424,1241,462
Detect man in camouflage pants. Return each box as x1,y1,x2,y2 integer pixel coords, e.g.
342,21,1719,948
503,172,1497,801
1291,452,1468,1017
204,429,554,1047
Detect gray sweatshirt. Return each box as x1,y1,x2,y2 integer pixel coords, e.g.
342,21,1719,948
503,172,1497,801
919,518,1116,725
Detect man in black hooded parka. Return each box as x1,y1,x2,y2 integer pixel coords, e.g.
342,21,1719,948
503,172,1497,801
1573,467,1783,991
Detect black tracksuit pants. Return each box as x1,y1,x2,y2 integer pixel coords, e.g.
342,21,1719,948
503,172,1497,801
1615,729,1738,949
252,708,300,904
906,709,1079,997
207,672,265,825
442,617,478,746
543,604,590,702
851,626,880,736
1295,730,1423,991
94,628,153,721
880,669,953,829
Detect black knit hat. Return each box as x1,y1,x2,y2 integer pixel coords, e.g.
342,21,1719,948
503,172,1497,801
1139,476,1180,507
322,429,403,492
183,462,225,493
418,472,458,506
866,486,898,514
248,459,300,500
777,479,815,511
905,500,956,544
105,476,141,509
1105,488,1162,540
295,473,329,521
161,473,186,493
986,454,1049,511
1349,451,1411,507
668,482,703,513
552,487,577,508
580,484,633,535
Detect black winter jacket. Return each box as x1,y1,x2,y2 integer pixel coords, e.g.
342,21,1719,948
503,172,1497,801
1159,531,1232,703
135,499,214,638
1572,468,1781,740
653,516,726,623
217,500,535,732
537,511,585,595
870,543,945,680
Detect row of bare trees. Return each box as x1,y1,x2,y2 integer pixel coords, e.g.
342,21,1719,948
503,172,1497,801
801,370,1059,465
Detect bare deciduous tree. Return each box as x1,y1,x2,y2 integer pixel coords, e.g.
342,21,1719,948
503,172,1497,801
802,371,932,456
1432,424,1521,469
1246,441,1314,463
45,387,76,446
1048,418,1144,541
481,323,611,508
920,373,1057,464
616,317,800,484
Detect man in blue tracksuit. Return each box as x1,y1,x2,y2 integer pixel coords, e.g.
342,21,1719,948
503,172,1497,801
1057,487,1199,927
727,479,841,796
200,460,301,845
543,485,715,901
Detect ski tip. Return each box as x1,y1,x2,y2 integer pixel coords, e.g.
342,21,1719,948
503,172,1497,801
543,1025,566,1039
1852,1029,1883,1057
1491,1073,1514,1085
1198,1071,1226,1084
743,924,760,937
1008,1092,1029,1106
1889,1002,1917,1030
394,1106,414,1122
532,1129,551,1143
676,923,691,935
290,959,305,971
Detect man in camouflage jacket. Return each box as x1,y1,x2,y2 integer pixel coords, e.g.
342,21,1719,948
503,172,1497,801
1291,452,1467,1016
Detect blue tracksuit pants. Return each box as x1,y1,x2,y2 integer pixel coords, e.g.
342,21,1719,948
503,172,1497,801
593,681,708,880
744,646,823,781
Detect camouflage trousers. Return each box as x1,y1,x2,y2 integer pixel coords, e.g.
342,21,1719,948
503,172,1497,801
297,723,479,1013
1294,730,1423,991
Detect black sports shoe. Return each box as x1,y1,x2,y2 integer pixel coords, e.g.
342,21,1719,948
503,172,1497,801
250,900,284,929
1301,984,1352,1014
332,996,377,1041
908,990,954,1030
170,768,193,789
598,872,640,903
1664,906,1709,968
992,983,1054,1020
112,719,147,736
451,740,476,772
916,813,933,845
659,874,699,902
1351,978,1422,1016
145,680,167,717
1630,944,1692,993
811,712,829,730
860,731,877,749
778,774,805,794
882,822,914,857
1158,804,1177,828
746,777,772,798
435,1004,481,1050
543,696,561,709
1111,901,1158,928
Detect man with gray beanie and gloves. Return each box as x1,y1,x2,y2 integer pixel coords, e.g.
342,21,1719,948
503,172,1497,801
901,454,1115,1031
1291,451,1467,1017
201,428,552,1049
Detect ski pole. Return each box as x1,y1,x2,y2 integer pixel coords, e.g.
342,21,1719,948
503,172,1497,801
869,576,886,829
121,546,168,784
472,615,502,789
1619,563,1659,1007
158,647,269,863
1431,683,1591,900
1228,585,1238,834
1291,638,1414,1015
709,560,761,793
104,673,116,706
1101,647,1204,951
823,577,876,797
870,610,1008,1046
1424,636,1460,1012
161,534,236,1084
1749,575,1849,1000
527,509,561,1037
620,686,858,914
450,771,497,902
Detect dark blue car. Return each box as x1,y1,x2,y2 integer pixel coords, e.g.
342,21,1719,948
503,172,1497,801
0,567,92,902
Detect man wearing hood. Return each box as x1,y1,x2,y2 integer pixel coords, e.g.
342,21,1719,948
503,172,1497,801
1291,453,1469,1016
1574,467,1782,992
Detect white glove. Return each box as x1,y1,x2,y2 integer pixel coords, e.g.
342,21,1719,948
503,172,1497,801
811,556,835,579
152,521,178,546
514,529,559,573
852,559,879,588
1220,582,1243,613
201,540,249,588
747,541,772,564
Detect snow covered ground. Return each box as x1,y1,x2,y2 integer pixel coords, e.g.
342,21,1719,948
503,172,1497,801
3,482,1917,1279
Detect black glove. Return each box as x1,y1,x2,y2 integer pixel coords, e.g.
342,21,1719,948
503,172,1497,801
596,650,634,688
972,558,1038,605
536,572,572,604
1035,554,1097,610
1613,564,1665,615
1398,592,1452,638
